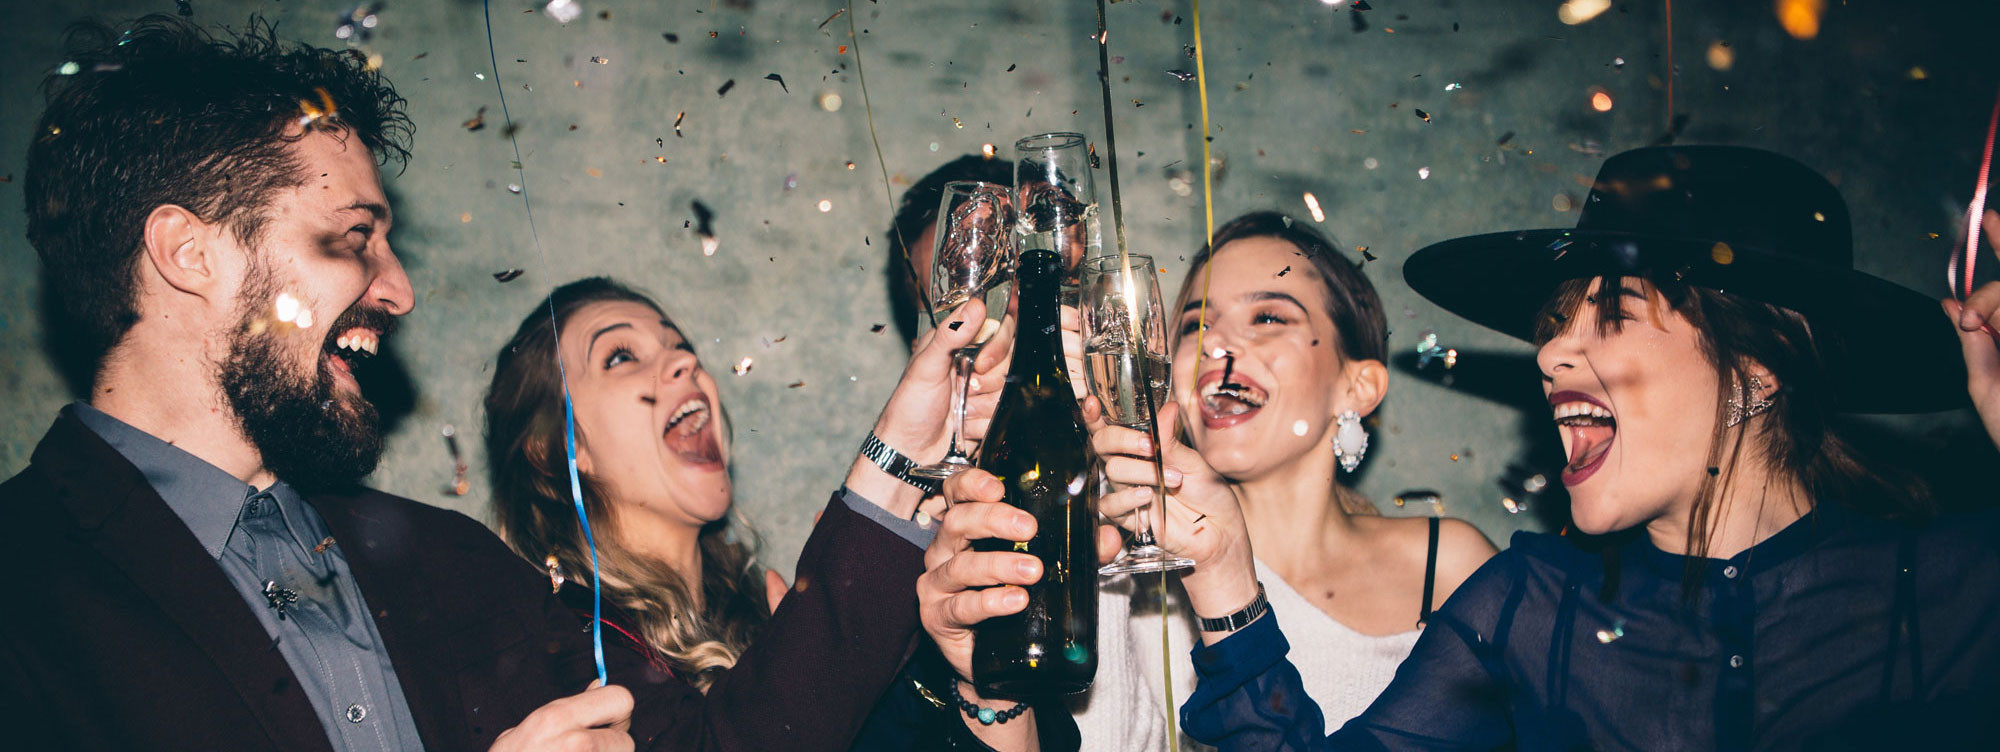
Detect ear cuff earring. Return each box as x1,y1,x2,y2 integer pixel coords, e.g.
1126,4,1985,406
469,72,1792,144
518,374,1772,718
1726,374,1776,427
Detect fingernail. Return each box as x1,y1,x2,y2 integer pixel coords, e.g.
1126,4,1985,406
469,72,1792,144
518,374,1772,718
1164,468,1184,484
1013,515,1035,537
1963,308,1986,331
1016,559,1041,579
1138,436,1153,452
1135,487,1154,500
1000,589,1028,609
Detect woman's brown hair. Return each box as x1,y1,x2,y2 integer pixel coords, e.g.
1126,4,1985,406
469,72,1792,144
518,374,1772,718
484,276,767,691
1175,211,1389,515
1535,274,1928,591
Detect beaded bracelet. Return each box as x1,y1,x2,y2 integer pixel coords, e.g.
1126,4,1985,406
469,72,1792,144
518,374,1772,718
948,679,1029,725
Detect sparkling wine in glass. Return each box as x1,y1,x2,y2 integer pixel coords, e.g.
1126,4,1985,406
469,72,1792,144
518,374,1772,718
910,181,1016,480
1013,132,1102,301
1083,255,1195,575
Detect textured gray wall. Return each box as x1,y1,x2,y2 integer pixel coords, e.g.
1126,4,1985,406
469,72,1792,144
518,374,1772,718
3,0,1995,576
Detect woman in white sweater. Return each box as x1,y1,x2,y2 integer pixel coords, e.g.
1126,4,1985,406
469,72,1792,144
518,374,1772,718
1072,212,1497,750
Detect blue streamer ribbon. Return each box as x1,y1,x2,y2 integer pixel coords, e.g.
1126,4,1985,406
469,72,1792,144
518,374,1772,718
481,0,607,686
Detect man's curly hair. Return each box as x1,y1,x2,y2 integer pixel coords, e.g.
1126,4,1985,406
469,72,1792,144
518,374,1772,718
24,13,412,374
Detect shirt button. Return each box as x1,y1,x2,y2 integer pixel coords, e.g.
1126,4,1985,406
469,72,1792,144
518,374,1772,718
1728,655,1745,668
1722,565,1739,579
346,704,367,723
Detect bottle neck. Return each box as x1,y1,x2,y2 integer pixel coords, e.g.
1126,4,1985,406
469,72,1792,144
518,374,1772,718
1011,249,1065,379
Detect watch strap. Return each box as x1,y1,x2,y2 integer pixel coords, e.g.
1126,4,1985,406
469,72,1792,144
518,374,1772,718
860,433,941,495
1197,583,1268,633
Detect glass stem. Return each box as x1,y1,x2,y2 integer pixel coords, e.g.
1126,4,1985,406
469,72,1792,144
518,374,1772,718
946,348,976,459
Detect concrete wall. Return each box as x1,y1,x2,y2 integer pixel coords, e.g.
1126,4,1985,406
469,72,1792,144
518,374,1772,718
3,0,1995,576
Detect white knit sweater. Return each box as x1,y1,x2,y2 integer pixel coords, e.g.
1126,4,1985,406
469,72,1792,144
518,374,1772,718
1071,559,1422,751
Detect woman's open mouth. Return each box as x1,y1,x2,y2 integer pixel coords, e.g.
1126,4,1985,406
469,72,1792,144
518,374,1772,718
1197,370,1267,430
663,394,724,470
1551,390,1616,487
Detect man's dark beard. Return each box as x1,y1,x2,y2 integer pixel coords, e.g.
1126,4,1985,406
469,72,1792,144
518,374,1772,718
220,292,389,495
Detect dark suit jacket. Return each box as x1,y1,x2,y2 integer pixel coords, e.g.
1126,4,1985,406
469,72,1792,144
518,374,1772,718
0,413,924,751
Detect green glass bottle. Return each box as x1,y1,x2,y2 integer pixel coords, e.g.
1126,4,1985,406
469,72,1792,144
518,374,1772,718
970,248,1098,698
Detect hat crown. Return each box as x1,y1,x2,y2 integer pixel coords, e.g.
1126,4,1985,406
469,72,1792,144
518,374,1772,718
1576,146,1854,270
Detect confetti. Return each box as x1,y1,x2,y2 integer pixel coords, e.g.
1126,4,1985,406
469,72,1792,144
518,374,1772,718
1304,192,1326,222
982,143,997,158
816,7,846,30
717,79,736,97
765,73,788,92
1502,497,1525,514
1595,618,1627,644
274,292,302,324
1776,0,1824,40
545,555,566,593
1557,0,1611,25
589,56,609,65
57,61,81,75
1417,167,1431,180
1167,69,1196,82
334,4,383,43
787,380,806,389
1292,420,1309,437
674,111,685,137
493,269,525,283
1360,248,1378,262
1589,88,1614,112
1524,474,1549,493
545,0,582,25
442,424,470,496
662,32,679,43
731,357,755,375
783,173,799,191
463,107,487,131
1710,242,1735,265
1707,41,1735,71
871,324,887,334
177,0,194,16
1363,157,1380,170
817,92,842,111
1392,490,1442,509
1415,109,1431,122
1277,266,1292,277
1415,330,1458,369
1443,82,1463,91
817,199,833,212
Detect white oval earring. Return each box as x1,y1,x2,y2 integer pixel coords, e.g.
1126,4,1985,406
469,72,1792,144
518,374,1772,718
1332,410,1368,473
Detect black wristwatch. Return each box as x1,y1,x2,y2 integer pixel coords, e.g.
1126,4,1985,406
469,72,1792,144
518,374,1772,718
859,432,942,495
1197,583,1269,633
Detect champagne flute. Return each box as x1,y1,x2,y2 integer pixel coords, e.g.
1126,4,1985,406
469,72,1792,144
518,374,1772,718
910,181,1016,480
1084,255,1195,575
1013,132,1103,300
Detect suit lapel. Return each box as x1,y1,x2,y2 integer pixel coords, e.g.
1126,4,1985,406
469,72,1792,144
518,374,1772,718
36,416,335,752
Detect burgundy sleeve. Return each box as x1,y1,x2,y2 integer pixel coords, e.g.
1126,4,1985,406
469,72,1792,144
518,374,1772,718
623,492,926,752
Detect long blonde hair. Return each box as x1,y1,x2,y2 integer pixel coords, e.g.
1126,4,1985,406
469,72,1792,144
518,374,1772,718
484,277,767,691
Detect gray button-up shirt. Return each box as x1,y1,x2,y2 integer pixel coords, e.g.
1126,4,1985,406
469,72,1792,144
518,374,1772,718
72,403,425,751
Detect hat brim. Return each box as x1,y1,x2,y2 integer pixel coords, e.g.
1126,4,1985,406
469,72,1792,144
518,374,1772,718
1403,228,1968,414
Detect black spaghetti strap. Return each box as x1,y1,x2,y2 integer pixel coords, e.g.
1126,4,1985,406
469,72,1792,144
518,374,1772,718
1420,516,1441,626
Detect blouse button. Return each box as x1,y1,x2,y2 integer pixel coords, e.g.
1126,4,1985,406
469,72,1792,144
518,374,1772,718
346,704,367,723
1722,565,1739,579
1728,655,1745,669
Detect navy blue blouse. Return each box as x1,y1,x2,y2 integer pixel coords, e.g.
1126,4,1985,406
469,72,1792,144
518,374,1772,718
1181,504,2000,750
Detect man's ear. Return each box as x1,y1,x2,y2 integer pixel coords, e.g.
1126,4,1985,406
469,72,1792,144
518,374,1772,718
140,204,220,299
1337,358,1390,419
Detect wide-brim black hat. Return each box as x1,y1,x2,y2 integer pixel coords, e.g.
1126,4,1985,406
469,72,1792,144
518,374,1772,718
1404,145,1964,414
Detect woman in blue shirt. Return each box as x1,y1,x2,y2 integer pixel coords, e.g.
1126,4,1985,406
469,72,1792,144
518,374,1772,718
1082,146,2000,750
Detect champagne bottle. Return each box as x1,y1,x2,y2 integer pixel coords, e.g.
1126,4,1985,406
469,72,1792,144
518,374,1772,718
971,248,1098,698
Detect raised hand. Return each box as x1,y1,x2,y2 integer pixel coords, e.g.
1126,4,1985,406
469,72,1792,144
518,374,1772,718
1942,209,2000,447
1089,401,1259,641
489,681,634,752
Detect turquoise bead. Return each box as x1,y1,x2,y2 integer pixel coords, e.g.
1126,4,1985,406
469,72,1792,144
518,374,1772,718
977,707,997,725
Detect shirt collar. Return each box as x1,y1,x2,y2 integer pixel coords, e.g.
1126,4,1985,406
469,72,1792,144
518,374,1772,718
65,402,303,559
1631,501,1848,581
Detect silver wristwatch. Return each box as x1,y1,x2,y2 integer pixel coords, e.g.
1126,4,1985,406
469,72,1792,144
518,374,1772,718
859,432,941,495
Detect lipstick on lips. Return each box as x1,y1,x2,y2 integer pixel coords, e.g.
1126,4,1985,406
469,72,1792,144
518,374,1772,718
1549,390,1617,487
